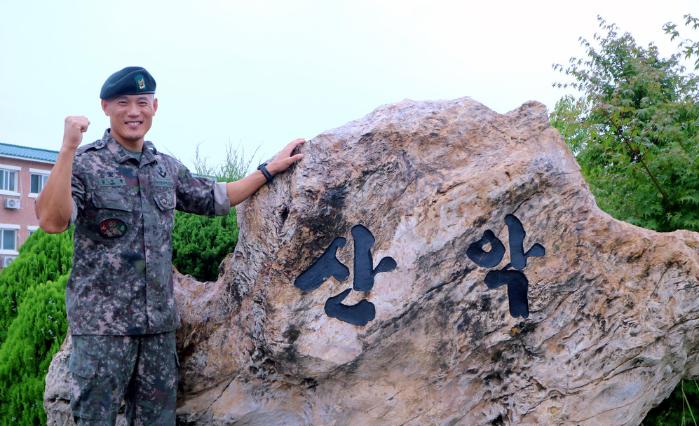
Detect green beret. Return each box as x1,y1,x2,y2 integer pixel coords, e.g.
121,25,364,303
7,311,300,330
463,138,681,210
100,66,156,100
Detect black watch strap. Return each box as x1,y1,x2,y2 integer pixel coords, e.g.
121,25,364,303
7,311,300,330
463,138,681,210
257,162,274,183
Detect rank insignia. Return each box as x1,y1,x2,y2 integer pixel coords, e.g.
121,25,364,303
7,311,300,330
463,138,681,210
157,166,167,177
135,74,146,91
99,218,128,238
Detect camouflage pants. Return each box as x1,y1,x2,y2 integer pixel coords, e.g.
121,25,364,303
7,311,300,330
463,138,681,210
69,332,177,425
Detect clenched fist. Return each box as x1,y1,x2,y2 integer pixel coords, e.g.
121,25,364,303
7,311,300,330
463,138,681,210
63,116,90,151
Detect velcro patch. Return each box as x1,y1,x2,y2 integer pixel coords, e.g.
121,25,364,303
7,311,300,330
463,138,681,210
99,218,128,238
98,177,126,187
152,178,173,188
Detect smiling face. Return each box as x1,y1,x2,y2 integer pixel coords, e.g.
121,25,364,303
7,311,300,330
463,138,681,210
101,94,158,149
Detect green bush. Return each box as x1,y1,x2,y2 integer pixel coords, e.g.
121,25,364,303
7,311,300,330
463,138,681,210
172,209,238,281
0,230,72,345
0,275,68,425
171,141,251,281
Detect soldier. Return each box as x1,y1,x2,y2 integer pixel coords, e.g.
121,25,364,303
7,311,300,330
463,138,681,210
35,66,304,425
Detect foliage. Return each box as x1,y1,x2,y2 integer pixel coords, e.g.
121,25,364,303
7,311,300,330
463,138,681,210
552,15,699,232
0,230,72,425
172,209,239,281
0,229,72,345
171,141,253,281
664,15,699,69
0,275,68,425
642,380,699,426
192,142,257,182
552,15,699,424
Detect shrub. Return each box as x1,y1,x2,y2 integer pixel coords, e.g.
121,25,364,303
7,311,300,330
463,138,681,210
172,209,238,281
0,275,68,425
0,230,72,345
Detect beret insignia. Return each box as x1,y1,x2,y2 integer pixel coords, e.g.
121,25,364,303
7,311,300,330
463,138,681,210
135,74,146,91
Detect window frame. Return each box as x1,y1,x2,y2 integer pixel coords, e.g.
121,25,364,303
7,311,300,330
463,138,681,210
0,164,20,196
0,224,19,255
29,169,50,197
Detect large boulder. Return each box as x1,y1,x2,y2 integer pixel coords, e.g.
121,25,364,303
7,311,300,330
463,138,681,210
46,98,699,425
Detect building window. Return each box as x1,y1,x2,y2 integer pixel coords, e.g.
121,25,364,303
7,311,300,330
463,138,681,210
30,173,49,194
1,229,17,251
0,169,18,192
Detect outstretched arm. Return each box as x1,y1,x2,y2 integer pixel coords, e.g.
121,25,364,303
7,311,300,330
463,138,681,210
225,138,305,206
36,116,89,233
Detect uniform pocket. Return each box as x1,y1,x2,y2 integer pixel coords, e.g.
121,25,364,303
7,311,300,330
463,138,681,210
92,189,133,212
69,347,99,379
89,189,134,239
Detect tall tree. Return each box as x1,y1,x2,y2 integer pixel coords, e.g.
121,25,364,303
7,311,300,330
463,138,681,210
552,15,699,424
552,15,699,232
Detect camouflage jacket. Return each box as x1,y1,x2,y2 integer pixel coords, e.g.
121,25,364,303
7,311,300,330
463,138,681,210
68,129,230,335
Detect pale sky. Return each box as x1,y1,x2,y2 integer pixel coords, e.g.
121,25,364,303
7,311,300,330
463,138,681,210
0,0,695,170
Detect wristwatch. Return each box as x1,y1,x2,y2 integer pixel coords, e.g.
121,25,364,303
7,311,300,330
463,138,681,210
257,162,274,183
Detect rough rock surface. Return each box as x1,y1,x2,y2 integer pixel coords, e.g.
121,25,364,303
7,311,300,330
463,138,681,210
45,98,699,425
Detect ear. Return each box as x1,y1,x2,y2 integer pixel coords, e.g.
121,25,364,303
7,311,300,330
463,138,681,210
101,99,110,116
152,97,158,114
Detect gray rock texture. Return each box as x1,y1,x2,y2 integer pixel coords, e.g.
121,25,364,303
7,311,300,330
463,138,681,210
45,98,699,425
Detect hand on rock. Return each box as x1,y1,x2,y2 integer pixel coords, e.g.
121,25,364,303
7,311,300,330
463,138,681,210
267,138,305,175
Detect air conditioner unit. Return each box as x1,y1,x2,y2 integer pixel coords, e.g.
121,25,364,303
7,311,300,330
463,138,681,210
2,256,15,267
4,198,20,209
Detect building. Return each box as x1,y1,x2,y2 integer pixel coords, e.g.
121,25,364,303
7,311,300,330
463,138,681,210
0,142,58,267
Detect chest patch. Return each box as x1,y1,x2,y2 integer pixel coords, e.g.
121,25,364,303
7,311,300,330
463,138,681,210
98,177,126,187
152,177,173,188
99,218,128,238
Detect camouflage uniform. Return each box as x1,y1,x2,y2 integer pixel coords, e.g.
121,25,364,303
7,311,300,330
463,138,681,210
70,333,177,425
68,129,230,424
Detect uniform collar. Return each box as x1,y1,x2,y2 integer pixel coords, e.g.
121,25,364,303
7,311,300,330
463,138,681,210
141,141,158,166
103,129,158,166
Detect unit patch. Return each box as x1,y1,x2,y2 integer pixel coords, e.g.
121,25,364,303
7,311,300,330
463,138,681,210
99,218,128,238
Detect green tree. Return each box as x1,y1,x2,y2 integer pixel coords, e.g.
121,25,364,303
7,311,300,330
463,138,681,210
0,230,72,345
552,15,699,424
552,15,699,232
0,275,68,425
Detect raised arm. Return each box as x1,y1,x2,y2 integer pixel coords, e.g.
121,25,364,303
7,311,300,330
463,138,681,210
36,116,89,233
225,138,305,206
